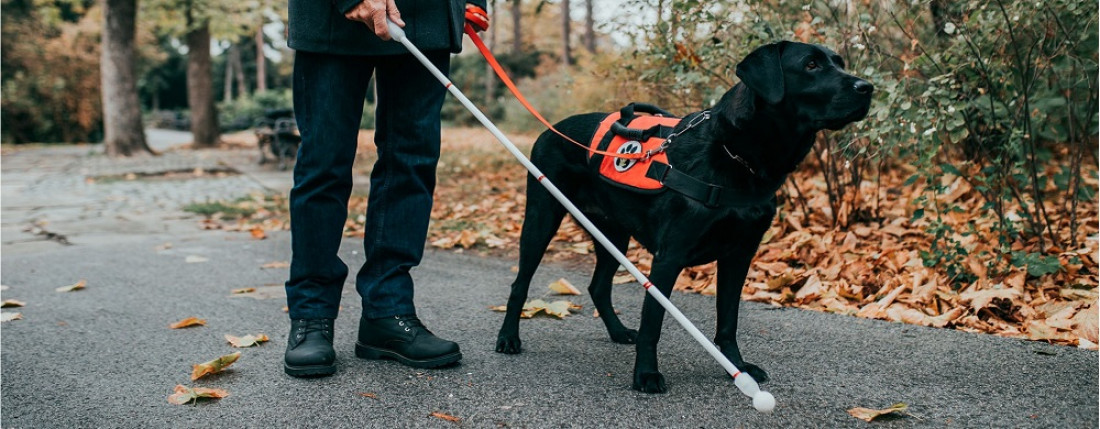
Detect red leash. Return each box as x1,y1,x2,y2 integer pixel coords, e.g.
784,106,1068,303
464,23,649,160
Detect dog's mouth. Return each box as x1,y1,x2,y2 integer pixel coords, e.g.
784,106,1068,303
823,102,872,130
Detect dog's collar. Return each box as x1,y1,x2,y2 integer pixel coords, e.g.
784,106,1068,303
721,145,757,176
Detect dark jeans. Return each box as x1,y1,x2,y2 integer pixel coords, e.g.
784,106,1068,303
286,49,450,320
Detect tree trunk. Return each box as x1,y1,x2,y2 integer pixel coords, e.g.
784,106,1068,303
224,44,234,102
583,0,595,53
186,6,220,148
485,0,497,104
561,0,572,66
511,0,522,53
232,41,247,98
255,26,267,93
100,0,151,157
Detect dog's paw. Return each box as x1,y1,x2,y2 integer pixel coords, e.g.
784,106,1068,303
739,362,769,383
495,335,522,354
632,371,668,394
609,328,638,344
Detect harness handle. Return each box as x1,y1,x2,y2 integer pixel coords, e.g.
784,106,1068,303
617,103,677,127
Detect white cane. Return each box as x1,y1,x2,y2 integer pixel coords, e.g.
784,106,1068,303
386,19,775,412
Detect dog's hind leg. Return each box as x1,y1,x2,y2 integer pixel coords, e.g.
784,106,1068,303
495,177,569,354
587,223,637,344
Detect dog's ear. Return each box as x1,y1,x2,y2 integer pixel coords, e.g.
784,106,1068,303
735,42,787,105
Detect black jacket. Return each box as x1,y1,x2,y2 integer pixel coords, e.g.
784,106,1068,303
288,0,487,56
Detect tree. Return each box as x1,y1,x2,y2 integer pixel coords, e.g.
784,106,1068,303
511,0,522,52
101,0,153,156
583,0,595,53
255,26,267,93
561,0,572,66
185,0,220,147
484,0,497,104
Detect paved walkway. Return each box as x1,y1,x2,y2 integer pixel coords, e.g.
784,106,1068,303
1,132,1097,428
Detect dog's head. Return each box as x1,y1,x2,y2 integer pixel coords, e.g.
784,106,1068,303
734,41,873,131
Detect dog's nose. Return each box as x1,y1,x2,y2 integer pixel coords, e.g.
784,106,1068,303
853,80,874,95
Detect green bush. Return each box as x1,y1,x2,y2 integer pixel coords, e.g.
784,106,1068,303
217,89,293,132
610,0,1097,281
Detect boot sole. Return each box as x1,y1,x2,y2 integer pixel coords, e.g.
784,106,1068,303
355,342,462,369
284,362,337,378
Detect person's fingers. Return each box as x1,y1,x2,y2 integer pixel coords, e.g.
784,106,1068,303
386,0,405,26
372,11,390,40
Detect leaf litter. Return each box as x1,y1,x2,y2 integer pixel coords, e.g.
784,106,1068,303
193,128,1099,348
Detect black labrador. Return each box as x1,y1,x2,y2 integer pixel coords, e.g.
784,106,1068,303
495,41,874,393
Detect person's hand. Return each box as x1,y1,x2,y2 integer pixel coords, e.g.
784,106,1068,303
465,4,489,32
345,0,405,41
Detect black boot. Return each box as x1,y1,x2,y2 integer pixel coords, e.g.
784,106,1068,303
284,318,336,377
355,315,461,368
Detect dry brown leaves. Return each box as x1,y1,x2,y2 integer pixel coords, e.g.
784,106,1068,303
420,128,1099,349
205,127,1099,349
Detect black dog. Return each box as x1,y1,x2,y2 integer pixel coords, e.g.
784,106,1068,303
495,41,873,393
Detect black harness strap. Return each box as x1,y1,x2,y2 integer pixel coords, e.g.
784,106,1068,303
645,162,759,208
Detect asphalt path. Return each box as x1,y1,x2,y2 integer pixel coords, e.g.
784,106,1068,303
2,229,1097,428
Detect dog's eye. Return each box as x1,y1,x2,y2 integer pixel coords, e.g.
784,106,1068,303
805,60,818,71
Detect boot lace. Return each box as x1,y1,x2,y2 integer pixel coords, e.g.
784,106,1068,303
294,319,332,341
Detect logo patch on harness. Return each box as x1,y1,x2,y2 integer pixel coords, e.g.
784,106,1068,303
614,141,643,172
587,111,682,192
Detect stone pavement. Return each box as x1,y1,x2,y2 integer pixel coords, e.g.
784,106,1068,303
1,131,291,255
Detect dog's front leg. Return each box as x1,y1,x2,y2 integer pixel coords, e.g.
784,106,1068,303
632,257,683,393
715,252,769,383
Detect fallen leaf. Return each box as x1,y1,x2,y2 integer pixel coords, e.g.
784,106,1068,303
848,403,909,422
960,285,1022,312
230,287,256,294
548,278,582,295
225,334,269,348
491,300,580,319
191,352,241,381
167,385,229,405
794,274,823,302
55,279,86,293
169,317,206,329
1,312,23,322
261,261,290,269
155,242,173,251
1073,303,1098,344
250,225,266,240
281,306,289,312
359,392,378,400
185,255,209,263
429,412,461,423
1,299,26,308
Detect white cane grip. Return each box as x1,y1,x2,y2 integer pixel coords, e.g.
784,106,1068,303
386,19,406,42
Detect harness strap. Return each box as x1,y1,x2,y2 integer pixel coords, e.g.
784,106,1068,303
645,162,756,208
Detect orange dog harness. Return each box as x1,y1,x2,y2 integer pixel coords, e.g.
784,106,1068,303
587,104,682,192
